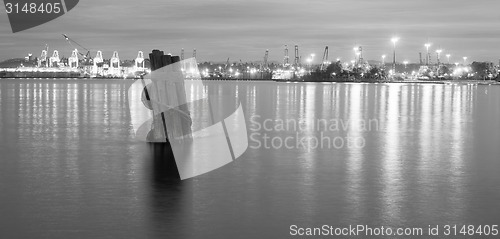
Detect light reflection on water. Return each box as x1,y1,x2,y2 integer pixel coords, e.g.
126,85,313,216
0,79,499,238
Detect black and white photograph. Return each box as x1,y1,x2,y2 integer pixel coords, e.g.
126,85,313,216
1,0,500,238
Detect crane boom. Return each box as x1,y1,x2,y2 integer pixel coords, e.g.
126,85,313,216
62,34,91,63
320,46,329,71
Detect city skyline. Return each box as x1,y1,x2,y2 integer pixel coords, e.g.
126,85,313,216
1,0,499,63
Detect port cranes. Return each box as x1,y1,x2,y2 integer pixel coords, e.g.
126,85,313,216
68,49,79,68
283,45,289,67
263,49,269,70
135,51,145,71
49,50,60,67
320,46,329,71
294,45,300,68
62,34,91,65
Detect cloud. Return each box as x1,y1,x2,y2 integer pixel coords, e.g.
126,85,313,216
0,0,499,62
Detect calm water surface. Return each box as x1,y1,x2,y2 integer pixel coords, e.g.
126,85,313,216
1,79,499,238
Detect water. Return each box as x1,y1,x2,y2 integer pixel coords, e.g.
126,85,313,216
1,79,499,238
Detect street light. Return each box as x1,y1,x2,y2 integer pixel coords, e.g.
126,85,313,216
424,43,431,65
382,55,386,66
403,61,409,69
391,37,399,73
436,49,442,65
446,54,451,64
463,57,468,65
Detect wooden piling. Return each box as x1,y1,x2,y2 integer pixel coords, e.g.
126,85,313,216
146,50,192,143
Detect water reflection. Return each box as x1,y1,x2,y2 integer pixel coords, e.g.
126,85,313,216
1,80,499,238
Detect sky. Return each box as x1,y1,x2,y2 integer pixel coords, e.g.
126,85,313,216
1,0,500,63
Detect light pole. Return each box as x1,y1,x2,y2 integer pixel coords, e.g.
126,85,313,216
463,57,467,65
307,57,312,71
446,54,451,65
391,37,399,74
382,55,386,67
436,49,442,65
425,43,431,65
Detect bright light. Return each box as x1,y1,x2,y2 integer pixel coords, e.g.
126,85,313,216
425,43,431,49
403,61,409,65
391,37,399,44
382,55,386,59
436,49,442,54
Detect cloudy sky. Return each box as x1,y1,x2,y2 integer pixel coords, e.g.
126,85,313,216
1,0,499,63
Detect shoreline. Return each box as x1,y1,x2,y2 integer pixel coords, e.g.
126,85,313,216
1,77,499,85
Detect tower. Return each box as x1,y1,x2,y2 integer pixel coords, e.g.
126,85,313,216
283,45,289,67
357,46,363,64
294,45,299,67
263,49,269,70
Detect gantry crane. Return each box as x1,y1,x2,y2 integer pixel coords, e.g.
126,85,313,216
62,34,91,65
